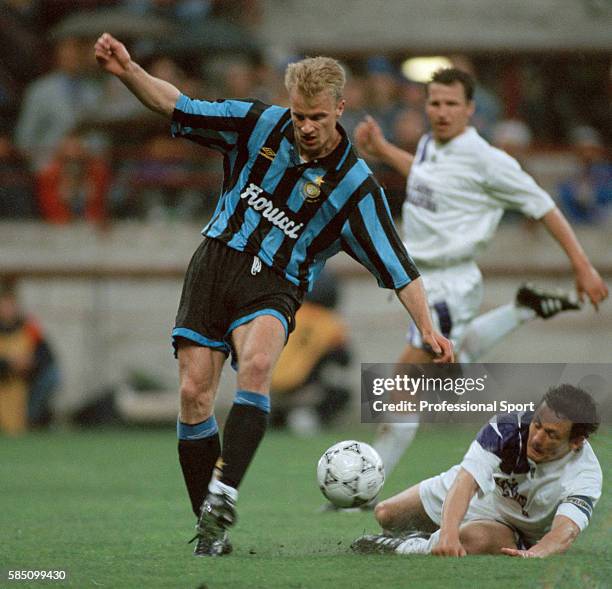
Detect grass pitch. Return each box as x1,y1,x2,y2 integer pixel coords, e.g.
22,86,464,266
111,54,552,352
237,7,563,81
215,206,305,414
1,425,610,589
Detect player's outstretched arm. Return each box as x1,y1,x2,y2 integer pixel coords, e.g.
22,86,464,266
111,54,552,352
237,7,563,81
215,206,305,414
396,278,454,362
354,115,414,177
539,207,609,310
94,33,180,118
433,468,478,557
501,515,580,558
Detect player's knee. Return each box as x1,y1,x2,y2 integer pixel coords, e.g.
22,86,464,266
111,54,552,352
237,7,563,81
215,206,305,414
239,351,274,385
179,376,214,413
374,500,395,529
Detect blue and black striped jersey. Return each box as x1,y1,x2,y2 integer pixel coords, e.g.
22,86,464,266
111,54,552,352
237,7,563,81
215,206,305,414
171,95,419,291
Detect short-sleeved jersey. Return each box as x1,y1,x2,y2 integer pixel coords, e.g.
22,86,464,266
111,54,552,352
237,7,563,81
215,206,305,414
171,95,419,291
460,411,602,542
403,127,555,267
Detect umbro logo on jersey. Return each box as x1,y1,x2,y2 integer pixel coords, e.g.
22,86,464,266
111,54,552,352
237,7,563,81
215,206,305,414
259,147,277,161
240,183,304,239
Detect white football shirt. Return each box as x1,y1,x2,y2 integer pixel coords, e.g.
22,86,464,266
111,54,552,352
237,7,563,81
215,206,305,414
460,412,602,544
403,127,555,267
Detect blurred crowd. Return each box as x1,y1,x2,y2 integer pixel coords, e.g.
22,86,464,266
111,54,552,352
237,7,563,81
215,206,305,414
0,0,610,226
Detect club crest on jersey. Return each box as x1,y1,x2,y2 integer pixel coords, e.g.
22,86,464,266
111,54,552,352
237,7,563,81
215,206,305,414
302,182,321,202
240,183,304,239
301,176,324,203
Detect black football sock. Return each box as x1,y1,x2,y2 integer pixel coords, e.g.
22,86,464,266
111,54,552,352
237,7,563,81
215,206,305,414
177,416,221,517
218,390,270,490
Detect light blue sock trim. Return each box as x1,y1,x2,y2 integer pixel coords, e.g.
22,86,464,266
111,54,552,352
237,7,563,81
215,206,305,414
234,390,271,414
177,415,219,440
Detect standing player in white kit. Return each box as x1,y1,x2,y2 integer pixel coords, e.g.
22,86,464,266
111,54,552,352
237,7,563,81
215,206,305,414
354,68,608,482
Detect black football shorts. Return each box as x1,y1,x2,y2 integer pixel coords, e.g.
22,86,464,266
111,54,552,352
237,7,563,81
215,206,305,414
172,237,304,366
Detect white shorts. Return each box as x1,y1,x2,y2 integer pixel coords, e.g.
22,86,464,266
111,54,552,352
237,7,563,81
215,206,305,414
419,465,531,548
408,261,483,349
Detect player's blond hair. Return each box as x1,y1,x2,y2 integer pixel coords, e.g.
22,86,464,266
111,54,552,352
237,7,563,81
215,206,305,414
284,56,346,102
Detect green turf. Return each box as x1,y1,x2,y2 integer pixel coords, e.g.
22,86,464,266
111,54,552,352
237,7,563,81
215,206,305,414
1,425,610,589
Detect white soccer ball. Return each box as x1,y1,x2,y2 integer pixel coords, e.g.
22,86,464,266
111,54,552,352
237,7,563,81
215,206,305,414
317,440,385,508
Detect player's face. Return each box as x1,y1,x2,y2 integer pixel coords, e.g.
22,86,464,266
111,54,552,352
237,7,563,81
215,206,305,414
527,403,583,463
290,89,345,161
425,82,475,143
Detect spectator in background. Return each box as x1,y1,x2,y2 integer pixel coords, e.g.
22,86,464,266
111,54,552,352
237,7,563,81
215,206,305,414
0,0,44,130
126,0,212,25
558,126,612,225
391,108,426,154
36,131,110,224
0,278,60,435
360,58,406,212
340,73,368,139
36,1,123,30
250,57,285,105
221,58,256,98
0,129,37,219
15,36,104,171
110,133,213,221
208,0,262,29
365,56,402,140
398,79,426,113
491,118,533,162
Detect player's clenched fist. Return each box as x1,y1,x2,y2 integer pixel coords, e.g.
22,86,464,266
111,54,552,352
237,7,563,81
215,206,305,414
94,33,131,77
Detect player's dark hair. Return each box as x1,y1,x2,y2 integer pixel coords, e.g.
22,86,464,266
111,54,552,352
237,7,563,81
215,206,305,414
539,384,600,440
428,68,475,102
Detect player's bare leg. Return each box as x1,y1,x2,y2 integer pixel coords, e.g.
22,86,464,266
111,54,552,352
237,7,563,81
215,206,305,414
194,315,286,556
233,315,287,393
354,487,517,556
178,343,226,424
354,516,518,556
374,483,438,534
177,342,226,514
220,314,286,487
459,284,580,362
458,520,517,555
176,342,228,555
351,483,438,553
